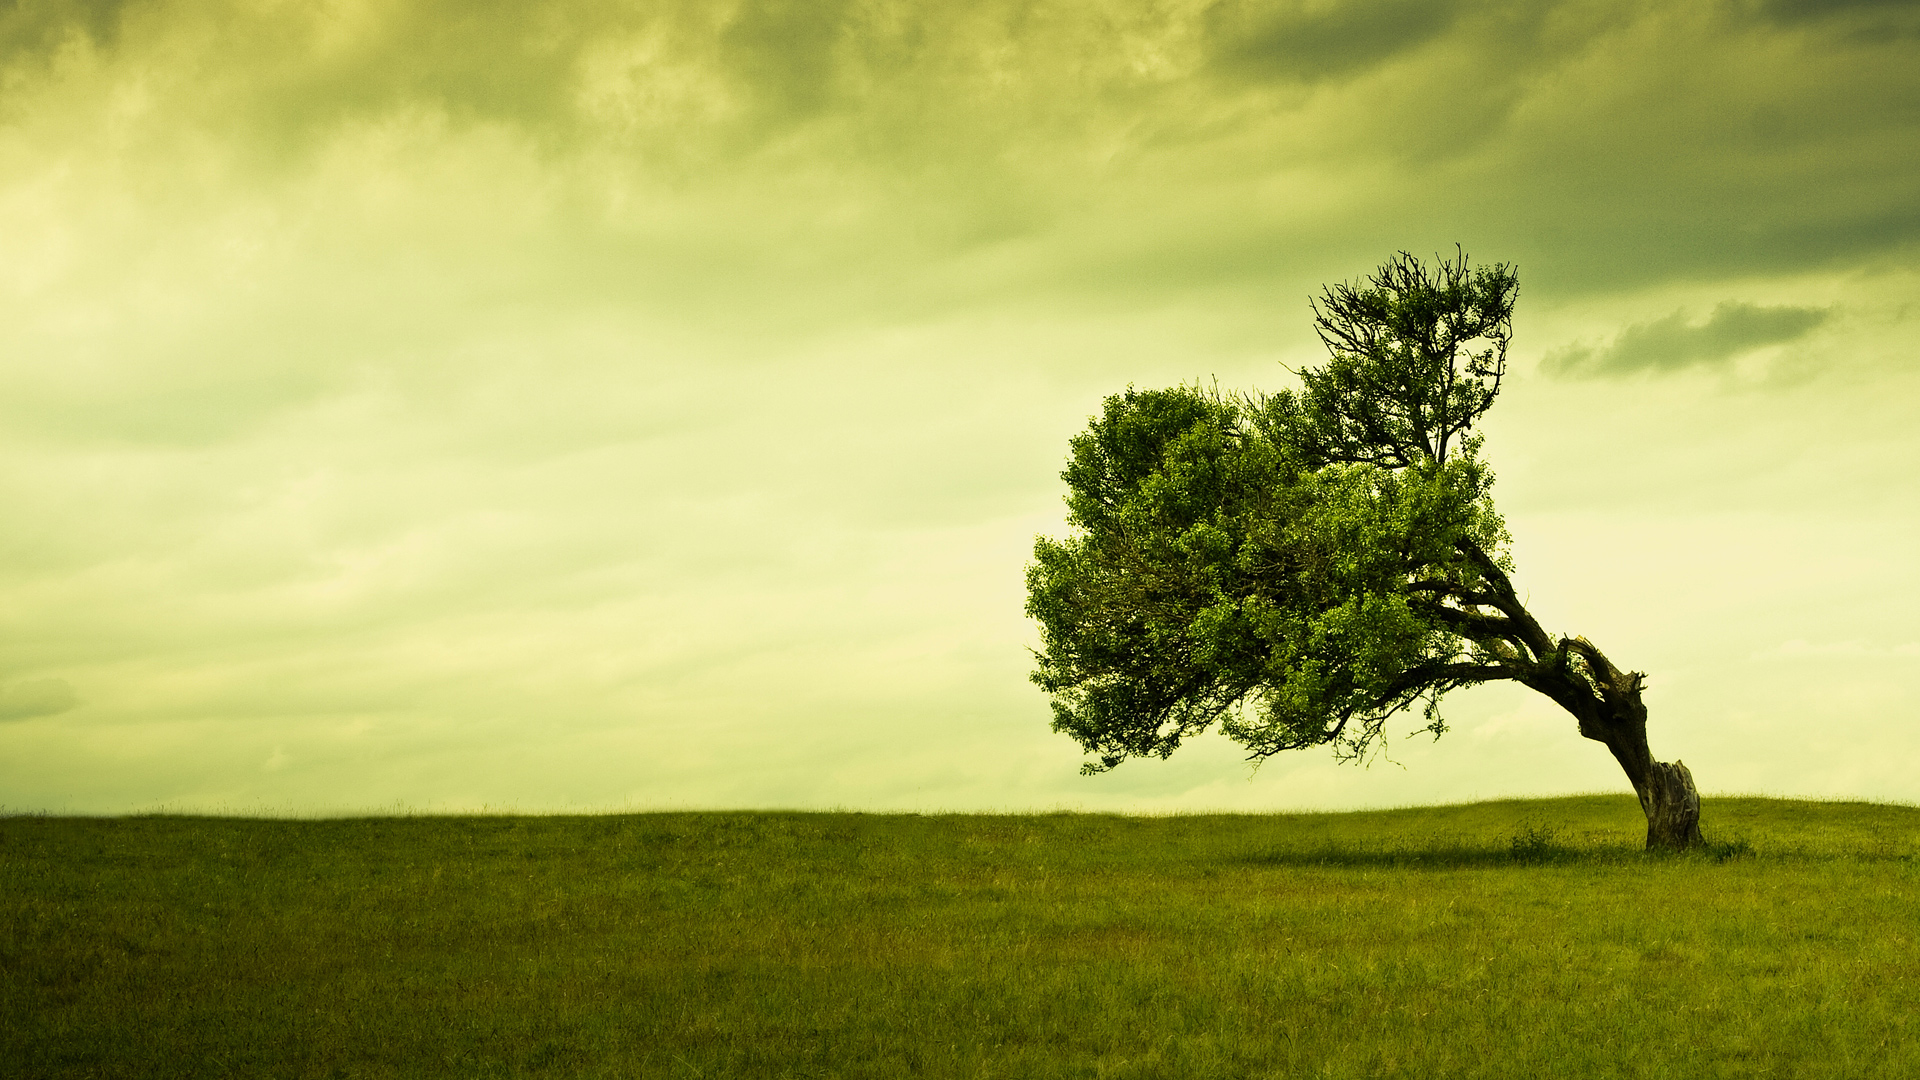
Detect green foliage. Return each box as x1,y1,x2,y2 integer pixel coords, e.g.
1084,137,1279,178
1702,832,1757,863
1028,250,1530,774
6,801,1920,1079
1507,822,1568,864
1028,391,1510,772
1280,248,1518,469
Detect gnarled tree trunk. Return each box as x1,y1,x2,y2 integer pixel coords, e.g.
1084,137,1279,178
1450,543,1704,850
1590,683,1703,851
1640,759,1703,851
1524,634,1703,851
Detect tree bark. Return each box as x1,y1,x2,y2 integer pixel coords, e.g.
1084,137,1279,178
1449,543,1704,850
1595,703,1703,851
1640,759,1703,851
1531,638,1703,851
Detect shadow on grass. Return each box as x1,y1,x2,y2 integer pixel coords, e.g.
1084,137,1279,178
1242,825,1755,869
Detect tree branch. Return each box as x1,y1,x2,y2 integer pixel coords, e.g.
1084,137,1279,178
1453,539,1555,659
1408,600,1531,653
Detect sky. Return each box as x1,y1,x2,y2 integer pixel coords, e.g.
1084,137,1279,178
1,0,1917,815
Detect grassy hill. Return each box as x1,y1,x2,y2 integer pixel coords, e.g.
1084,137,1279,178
5,796,1918,1078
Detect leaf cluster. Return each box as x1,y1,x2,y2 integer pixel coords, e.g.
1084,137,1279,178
1272,249,1516,469
1026,250,1526,774
1027,386,1511,773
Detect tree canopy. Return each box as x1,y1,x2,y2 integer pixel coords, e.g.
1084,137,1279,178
1026,250,1703,848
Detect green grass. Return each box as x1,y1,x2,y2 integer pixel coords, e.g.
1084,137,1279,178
4,795,1919,1078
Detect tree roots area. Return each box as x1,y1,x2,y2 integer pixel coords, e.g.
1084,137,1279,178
6,797,1918,1079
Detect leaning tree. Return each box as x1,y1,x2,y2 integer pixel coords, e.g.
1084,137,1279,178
1025,250,1703,849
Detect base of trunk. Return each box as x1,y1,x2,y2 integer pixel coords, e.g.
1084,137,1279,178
1643,759,1702,850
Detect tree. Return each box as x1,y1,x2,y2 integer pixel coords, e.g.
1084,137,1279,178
1025,250,1704,850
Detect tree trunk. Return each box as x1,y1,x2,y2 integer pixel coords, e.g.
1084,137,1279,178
1599,722,1703,851
1456,548,1706,851
1568,673,1702,851
1639,759,1703,851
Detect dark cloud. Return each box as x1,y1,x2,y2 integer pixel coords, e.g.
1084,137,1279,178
0,678,77,722
721,0,857,122
1544,302,1831,377
1757,0,1920,36
1209,0,1460,81
0,0,131,66
2,0,1918,305
247,0,606,143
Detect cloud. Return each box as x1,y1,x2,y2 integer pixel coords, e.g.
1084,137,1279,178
0,0,135,67
0,678,78,722
1210,0,1460,82
0,0,1913,311
0,0,1918,813
1757,0,1920,36
720,0,859,122
1542,302,1831,377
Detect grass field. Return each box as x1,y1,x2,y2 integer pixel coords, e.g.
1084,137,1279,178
4,795,1918,1078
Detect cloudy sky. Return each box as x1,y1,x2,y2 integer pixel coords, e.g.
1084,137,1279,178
1,0,1916,814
